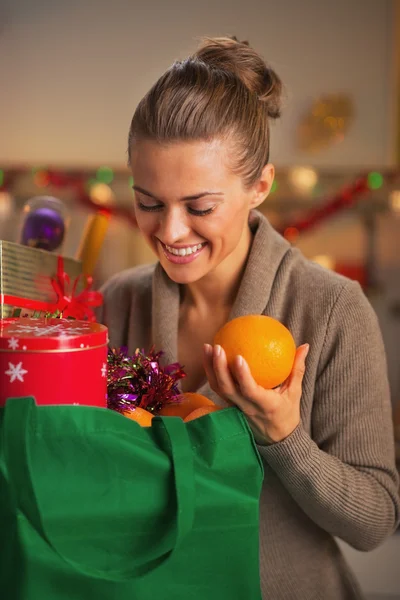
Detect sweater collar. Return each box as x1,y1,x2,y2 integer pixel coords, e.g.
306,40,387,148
152,210,291,377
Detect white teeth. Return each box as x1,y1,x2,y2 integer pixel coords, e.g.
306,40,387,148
165,243,203,256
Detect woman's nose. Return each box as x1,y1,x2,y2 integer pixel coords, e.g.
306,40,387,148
158,207,191,244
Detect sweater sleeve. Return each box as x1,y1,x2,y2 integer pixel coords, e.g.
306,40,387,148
258,281,400,551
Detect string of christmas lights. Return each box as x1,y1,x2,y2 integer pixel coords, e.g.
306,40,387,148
0,166,398,239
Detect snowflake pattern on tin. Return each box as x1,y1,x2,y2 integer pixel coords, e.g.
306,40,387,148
7,337,19,350
12,323,92,337
11,325,42,334
101,363,107,378
5,362,28,383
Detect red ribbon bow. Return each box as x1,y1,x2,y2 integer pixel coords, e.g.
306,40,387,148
51,257,103,322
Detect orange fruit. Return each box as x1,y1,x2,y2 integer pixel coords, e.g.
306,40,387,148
158,392,216,419
122,407,154,427
184,405,222,422
214,315,296,389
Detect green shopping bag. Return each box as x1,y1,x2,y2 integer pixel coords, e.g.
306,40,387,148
0,397,263,599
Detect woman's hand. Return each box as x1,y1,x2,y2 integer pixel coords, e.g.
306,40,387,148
203,343,309,445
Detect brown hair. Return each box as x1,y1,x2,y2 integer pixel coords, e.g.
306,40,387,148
128,36,283,186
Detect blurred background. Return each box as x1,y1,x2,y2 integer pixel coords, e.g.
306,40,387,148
0,0,399,597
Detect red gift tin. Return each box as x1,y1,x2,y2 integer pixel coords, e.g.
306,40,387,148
0,318,108,407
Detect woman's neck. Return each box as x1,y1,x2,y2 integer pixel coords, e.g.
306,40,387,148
180,224,253,315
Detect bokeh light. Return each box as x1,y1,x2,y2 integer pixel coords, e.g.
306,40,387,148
96,166,114,185
312,254,336,270
389,190,400,214
0,191,13,218
89,182,115,206
283,226,300,243
288,167,318,195
34,170,50,188
367,171,383,190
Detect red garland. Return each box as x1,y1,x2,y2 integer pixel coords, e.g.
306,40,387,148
0,170,20,193
278,177,369,236
1,167,399,236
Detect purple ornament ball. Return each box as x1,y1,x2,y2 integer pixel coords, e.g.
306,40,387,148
21,206,65,252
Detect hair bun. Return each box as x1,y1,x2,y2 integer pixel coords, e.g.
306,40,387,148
192,35,282,119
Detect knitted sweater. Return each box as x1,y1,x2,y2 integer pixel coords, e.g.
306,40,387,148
98,211,400,600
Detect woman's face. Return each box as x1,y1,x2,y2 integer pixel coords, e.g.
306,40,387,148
130,138,273,284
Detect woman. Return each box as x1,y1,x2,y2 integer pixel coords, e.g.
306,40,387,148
99,37,400,599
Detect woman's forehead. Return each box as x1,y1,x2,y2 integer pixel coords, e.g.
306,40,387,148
130,138,236,188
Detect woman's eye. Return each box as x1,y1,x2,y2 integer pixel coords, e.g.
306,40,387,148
136,199,216,216
137,200,163,212
187,206,216,216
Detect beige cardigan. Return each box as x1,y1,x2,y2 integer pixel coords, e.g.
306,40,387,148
99,211,400,600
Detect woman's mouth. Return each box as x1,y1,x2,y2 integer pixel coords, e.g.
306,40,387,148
160,241,207,264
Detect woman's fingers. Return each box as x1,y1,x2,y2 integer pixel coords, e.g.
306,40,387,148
212,345,238,399
284,344,309,396
232,355,262,401
203,343,219,393
203,344,243,405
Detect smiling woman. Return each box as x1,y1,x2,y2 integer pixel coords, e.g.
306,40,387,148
129,138,273,285
97,36,400,600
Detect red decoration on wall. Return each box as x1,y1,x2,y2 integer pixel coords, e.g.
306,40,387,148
279,177,369,237
334,263,367,288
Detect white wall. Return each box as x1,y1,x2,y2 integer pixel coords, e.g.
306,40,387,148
0,0,396,169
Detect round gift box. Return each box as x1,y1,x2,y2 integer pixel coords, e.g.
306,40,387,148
0,318,108,407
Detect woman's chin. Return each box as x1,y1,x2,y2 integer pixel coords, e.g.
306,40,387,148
163,268,203,285
160,261,206,285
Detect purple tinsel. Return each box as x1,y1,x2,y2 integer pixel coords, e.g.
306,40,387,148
107,346,186,415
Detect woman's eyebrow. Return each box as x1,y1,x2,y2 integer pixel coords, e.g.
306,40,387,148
133,185,224,201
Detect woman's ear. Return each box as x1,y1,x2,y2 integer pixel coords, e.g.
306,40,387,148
249,163,275,209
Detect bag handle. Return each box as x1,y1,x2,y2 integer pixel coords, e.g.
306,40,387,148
3,398,195,581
